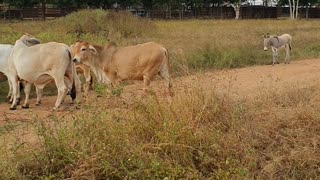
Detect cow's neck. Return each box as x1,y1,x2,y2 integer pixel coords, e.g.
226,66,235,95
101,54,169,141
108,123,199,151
87,45,112,84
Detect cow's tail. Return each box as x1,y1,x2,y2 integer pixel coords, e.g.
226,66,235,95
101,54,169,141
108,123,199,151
160,47,172,96
67,49,76,101
19,81,24,92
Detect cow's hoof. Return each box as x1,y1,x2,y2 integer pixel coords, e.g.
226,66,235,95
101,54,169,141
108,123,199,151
52,106,59,111
22,104,29,109
9,106,16,110
35,101,41,106
16,98,21,105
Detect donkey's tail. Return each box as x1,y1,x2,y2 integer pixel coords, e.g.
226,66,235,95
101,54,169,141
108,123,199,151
289,44,292,51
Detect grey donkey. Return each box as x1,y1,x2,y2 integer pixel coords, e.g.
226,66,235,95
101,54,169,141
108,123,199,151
263,33,292,65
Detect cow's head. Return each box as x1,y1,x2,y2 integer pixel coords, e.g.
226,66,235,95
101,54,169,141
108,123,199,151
20,33,41,46
71,41,98,65
263,33,271,51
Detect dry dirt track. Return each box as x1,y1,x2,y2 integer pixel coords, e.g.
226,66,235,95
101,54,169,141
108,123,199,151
1,58,320,122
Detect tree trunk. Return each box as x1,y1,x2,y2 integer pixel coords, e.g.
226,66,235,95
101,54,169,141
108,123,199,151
42,1,46,20
293,0,295,19
306,5,309,18
295,0,299,19
231,4,241,20
288,0,293,19
8,5,11,20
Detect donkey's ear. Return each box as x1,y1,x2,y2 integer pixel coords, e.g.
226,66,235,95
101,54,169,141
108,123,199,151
266,33,270,38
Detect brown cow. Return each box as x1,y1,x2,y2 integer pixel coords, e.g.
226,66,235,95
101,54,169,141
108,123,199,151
71,44,94,93
75,64,93,91
72,41,171,94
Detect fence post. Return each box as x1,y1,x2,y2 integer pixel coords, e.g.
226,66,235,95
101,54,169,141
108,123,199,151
42,2,46,20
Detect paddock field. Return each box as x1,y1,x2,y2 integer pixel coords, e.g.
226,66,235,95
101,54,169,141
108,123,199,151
0,10,320,179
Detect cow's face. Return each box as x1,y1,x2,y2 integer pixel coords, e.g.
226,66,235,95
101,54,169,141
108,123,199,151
72,41,98,65
263,34,271,51
20,33,41,46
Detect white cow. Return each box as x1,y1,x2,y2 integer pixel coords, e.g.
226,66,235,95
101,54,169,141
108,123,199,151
8,34,81,110
0,44,17,101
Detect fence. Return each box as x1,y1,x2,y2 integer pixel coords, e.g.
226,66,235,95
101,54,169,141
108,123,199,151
0,6,76,20
0,5,319,20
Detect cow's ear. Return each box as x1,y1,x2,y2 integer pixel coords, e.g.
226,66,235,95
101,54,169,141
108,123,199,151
89,45,98,55
27,38,41,45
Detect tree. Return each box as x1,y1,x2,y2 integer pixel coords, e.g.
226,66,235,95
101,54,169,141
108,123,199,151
278,0,319,19
2,0,39,8
223,0,247,19
299,0,319,18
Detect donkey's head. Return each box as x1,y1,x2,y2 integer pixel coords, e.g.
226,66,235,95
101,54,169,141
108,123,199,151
263,33,271,51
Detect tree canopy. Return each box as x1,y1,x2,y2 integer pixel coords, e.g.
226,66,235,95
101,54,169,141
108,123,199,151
0,0,319,8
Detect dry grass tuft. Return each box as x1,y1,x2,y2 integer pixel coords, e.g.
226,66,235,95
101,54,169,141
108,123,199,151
0,84,319,179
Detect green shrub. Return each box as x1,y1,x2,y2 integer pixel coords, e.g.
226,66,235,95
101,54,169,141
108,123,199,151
51,9,155,40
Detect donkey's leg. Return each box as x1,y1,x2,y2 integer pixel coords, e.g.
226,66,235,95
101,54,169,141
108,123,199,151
272,48,277,65
285,45,290,64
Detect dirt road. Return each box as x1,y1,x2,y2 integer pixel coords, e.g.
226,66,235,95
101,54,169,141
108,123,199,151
1,58,320,122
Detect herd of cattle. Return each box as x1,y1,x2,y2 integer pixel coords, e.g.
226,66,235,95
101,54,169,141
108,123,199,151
0,33,291,111
0,33,171,110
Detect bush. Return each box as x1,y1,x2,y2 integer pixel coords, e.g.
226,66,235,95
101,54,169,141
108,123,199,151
52,10,155,40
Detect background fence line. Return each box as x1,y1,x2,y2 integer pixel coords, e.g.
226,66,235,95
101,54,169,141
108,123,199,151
0,6,319,20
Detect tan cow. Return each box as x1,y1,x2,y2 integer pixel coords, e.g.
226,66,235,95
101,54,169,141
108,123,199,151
72,41,172,94
70,43,94,93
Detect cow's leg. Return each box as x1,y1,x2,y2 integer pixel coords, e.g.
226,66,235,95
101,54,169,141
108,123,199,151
16,82,22,105
74,71,82,104
35,85,45,106
83,68,92,93
64,76,73,103
7,80,12,102
22,82,32,109
9,76,19,110
143,74,151,92
8,80,14,103
53,76,68,110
